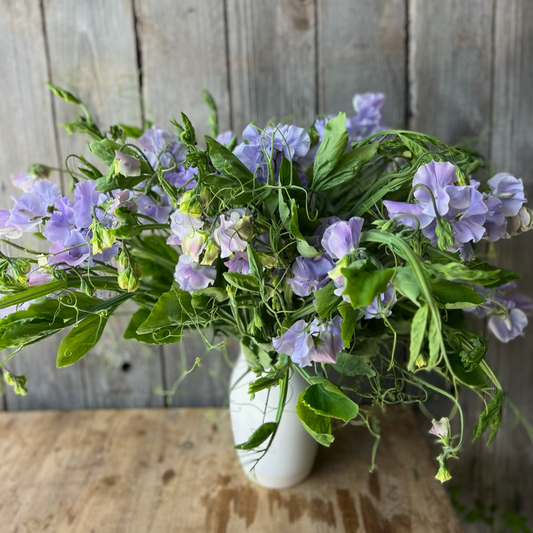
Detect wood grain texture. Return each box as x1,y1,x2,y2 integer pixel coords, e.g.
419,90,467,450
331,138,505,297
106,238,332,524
134,0,231,139
44,0,143,159
458,2,533,530
0,406,463,532
408,0,494,154
227,0,317,132
0,0,86,410
318,0,406,126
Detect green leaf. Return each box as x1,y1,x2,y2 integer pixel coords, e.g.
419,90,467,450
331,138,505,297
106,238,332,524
398,133,427,158
247,245,263,281
205,136,254,186
302,382,359,422
393,266,421,304
431,282,485,308
428,315,441,367
448,352,488,388
241,336,273,371
315,283,342,318
473,390,504,445
313,113,348,189
88,138,120,166
426,262,508,286
57,314,109,368
339,304,357,345
408,303,428,371
0,281,67,311
278,189,291,230
332,352,376,377
46,82,81,104
118,123,143,139
296,392,335,447
223,272,261,292
341,261,394,308
315,141,379,191
234,422,278,450
124,308,182,344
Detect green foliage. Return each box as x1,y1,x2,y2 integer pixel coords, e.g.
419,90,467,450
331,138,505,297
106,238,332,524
409,303,428,371
302,379,359,422
57,314,109,368
473,390,504,445
332,352,376,377
315,283,342,318
341,261,394,309
234,422,277,450
431,282,486,308
296,391,335,447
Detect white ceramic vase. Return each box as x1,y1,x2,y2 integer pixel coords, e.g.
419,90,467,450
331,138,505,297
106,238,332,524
229,350,319,489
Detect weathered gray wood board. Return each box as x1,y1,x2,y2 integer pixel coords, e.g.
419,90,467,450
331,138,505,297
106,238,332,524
134,0,231,139
318,0,406,127
226,0,317,132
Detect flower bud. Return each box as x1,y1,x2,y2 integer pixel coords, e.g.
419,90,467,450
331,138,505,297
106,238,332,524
234,215,254,241
508,206,533,236
201,239,220,265
436,219,455,250
179,190,203,217
257,251,277,269
114,150,141,177
181,230,208,262
435,464,451,483
118,261,142,292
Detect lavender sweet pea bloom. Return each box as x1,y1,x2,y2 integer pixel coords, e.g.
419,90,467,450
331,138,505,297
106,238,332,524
224,251,250,274
213,211,249,258
309,316,344,364
139,125,185,170
287,255,335,297
174,254,216,293
465,283,532,342
0,210,22,239
216,130,234,146
7,192,50,232
48,230,90,267
321,217,365,260
363,284,396,319
384,161,488,250
27,271,53,286
348,92,385,142
43,197,75,245
273,319,314,367
488,173,526,217
483,194,507,242
114,150,141,177
167,210,204,246
11,172,37,191
72,180,107,229
134,194,172,224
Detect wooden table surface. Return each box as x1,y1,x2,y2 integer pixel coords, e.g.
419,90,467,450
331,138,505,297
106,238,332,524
0,406,462,533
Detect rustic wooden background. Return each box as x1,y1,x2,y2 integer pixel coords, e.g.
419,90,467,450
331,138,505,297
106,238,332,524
0,1,532,531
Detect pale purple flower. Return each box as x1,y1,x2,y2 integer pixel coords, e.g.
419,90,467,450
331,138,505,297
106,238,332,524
429,417,451,439
0,210,22,239
30,180,62,206
273,316,344,367
384,161,488,250
167,210,204,246
224,251,250,274
273,319,314,367
28,271,53,286
465,283,532,342
488,172,526,217
174,254,216,293
314,216,341,241
11,172,37,191
48,230,90,267
213,211,248,258
363,284,396,319
134,194,172,224
72,180,107,229
43,198,75,245
7,192,50,232
287,255,335,297
114,150,141,177
348,92,386,141
309,316,344,364
164,165,197,191
483,194,507,242
216,130,234,146
138,125,185,170
321,217,365,260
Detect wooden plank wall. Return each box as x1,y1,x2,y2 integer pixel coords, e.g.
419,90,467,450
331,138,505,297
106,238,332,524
0,0,532,529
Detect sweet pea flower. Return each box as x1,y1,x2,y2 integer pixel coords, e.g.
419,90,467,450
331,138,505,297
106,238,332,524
216,130,234,146
181,230,208,262
321,217,365,260
114,150,141,177
348,92,386,141
134,194,172,224
174,254,216,293
167,210,204,246
27,271,53,286
213,211,249,258
287,255,335,297
164,165,197,191
11,172,37,191
0,210,22,239
273,316,344,367
465,283,532,342
138,125,185,170
429,417,451,439
482,194,507,242
224,251,250,274
48,230,90,267
72,180,108,229
487,172,526,217
43,197,75,245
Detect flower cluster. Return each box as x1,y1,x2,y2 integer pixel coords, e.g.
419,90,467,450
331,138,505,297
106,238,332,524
384,161,528,256
1,85,531,483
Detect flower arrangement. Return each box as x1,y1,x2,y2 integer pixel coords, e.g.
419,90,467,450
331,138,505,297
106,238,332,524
1,85,532,482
